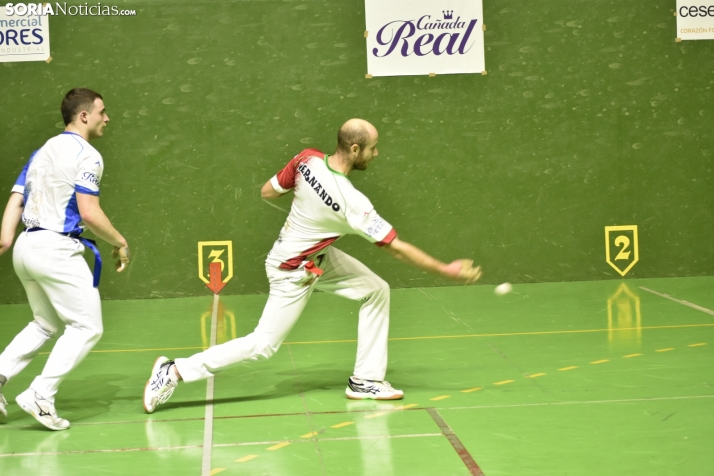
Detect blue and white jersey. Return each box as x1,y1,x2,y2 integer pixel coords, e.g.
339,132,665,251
14,132,104,235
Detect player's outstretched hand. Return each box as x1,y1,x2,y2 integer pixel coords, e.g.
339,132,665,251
113,245,130,272
444,259,482,284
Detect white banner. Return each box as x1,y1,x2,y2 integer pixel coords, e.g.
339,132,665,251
0,9,50,63
365,0,485,77
676,1,714,40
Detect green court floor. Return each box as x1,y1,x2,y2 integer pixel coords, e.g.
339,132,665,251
0,276,712,475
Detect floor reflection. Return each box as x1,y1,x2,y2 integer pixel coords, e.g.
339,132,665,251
345,400,398,476
607,283,641,351
200,300,237,350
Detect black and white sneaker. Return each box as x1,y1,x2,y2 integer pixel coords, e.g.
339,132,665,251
15,389,70,431
345,377,404,400
143,356,179,413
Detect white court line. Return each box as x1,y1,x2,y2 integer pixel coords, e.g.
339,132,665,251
200,294,219,476
640,287,714,316
442,394,714,411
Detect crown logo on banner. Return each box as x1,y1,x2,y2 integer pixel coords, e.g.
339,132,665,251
443,10,454,19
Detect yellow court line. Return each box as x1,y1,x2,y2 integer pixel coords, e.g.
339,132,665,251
558,366,578,371
41,346,206,355
688,343,707,347
590,360,610,364
266,442,290,451
623,354,642,358
330,421,354,429
209,469,226,475
285,323,714,345
365,412,388,419
300,432,318,439
494,380,514,386
44,324,714,355
235,455,259,463
656,348,674,352
527,373,546,378
430,395,451,401
400,403,420,409
461,387,483,393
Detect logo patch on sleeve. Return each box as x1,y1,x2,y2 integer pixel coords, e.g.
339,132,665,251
366,216,386,237
82,172,100,186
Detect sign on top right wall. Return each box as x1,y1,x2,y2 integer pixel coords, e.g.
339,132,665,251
676,1,714,40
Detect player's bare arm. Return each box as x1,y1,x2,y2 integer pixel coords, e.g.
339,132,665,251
382,237,482,284
0,192,24,256
261,179,286,200
76,192,130,271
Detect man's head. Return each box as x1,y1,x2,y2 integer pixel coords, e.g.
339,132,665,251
61,88,109,140
337,119,379,171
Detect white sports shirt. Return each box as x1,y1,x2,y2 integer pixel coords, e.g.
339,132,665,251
266,148,397,270
13,132,104,235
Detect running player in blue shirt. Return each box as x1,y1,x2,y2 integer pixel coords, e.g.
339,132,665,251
0,88,130,430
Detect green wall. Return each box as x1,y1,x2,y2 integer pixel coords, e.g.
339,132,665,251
1,0,712,304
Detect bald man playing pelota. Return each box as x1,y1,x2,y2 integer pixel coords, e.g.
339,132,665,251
143,119,481,412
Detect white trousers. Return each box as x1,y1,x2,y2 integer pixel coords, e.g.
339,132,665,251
0,230,103,400
176,247,390,382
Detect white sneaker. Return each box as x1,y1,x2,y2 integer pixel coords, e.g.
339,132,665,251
345,377,404,400
15,389,70,431
143,356,179,414
0,392,7,420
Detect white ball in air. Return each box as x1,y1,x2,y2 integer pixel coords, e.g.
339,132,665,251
494,283,513,295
